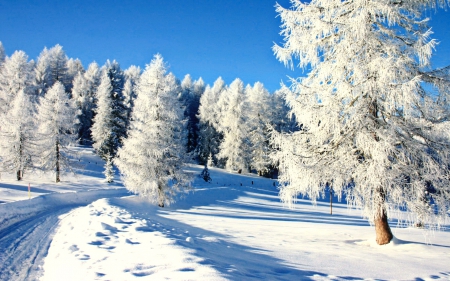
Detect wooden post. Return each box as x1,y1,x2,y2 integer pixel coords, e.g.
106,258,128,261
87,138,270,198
330,187,333,215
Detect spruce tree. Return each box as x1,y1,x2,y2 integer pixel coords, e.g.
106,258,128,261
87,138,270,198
36,81,78,183
246,82,272,175
0,51,36,180
217,78,250,172
91,60,127,182
116,54,190,207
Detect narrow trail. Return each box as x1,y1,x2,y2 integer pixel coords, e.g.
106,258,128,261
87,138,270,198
0,188,129,281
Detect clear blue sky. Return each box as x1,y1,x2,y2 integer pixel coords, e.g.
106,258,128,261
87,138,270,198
0,0,449,92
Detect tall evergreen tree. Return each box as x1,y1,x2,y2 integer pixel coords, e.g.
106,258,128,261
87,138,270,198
72,72,92,144
36,81,78,183
123,65,141,130
246,82,272,175
0,51,36,180
91,60,126,182
0,51,35,115
116,54,190,207
217,78,250,172
197,86,220,165
197,77,226,165
272,0,450,245
180,74,204,156
34,45,70,97
66,58,84,94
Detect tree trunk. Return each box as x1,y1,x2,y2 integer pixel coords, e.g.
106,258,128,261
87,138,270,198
374,190,393,245
374,210,393,245
158,183,164,208
56,141,60,183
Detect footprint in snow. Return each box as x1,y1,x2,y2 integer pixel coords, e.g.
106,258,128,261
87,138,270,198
101,222,119,233
115,217,134,224
135,226,154,232
69,245,79,252
125,238,140,245
88,240,103,246
79,254,90,260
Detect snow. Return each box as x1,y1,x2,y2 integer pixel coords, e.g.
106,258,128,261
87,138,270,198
1,146,450,280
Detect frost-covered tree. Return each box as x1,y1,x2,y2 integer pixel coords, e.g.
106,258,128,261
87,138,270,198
34,45,70,97
72,72,93,144
66,58,84,94
36,81,78,182
0,51,35,115
123,65,141,130
74,62,100,144
217,78,250,172
116,54,190,207
0,89,36,180
91,60,127,182
246,82,272,175
272,0,450,245
196,78,226,165
34,47,51,96
180,75,204,156
0,51,36,180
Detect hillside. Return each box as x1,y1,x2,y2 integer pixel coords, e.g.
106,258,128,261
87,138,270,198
0,146,449,280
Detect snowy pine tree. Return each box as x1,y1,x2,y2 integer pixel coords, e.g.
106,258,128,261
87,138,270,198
217,78,250,172
272,0,450,245
180,74,203,156
36,81,78,183
196,78,226,165
123,65,141,131
72,72,93,144
0,51,36,180
116,54,190,207
34,45,70,97
0,51,35,116
65,58,84,94
246,82,272,175
91,60,127,182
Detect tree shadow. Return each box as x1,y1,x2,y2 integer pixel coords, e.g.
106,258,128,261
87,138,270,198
108,197,365,281
173,184,370,228
0,182,53,194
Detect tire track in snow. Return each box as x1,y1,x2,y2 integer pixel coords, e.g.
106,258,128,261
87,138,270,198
0,188,129,281
0,207,73,281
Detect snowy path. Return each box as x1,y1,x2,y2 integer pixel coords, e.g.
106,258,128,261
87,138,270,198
0,188,129,281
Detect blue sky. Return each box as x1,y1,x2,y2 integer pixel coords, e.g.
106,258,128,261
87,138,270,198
0,0,449,92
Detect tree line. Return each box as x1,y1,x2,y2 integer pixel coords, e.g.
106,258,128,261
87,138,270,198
0,42,294,201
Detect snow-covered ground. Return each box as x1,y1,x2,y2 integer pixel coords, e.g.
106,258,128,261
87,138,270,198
1,146,450,280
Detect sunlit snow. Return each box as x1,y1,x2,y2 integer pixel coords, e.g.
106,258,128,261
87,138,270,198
1,146,449,280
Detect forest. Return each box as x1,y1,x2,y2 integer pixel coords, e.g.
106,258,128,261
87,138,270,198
2,0,450,247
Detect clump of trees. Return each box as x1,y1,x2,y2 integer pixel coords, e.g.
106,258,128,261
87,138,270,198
0,40,291,202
